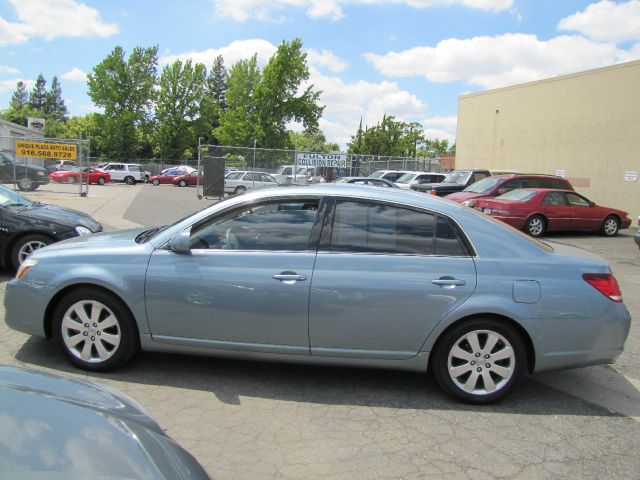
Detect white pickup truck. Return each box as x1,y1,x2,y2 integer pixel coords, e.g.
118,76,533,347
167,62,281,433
99,163,148,184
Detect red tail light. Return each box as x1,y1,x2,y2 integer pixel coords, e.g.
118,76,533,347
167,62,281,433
430,190,437,196
582,273,622,302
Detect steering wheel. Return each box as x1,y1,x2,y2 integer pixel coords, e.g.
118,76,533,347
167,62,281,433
224,228,240,249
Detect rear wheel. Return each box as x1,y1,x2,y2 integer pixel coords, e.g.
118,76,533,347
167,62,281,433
234,185,247,194
67,176,77,184
432,318,526,404
11,234,52,270
179,180,187,187
17,177,34,191
97,176,106,185
600,215,619,236
525,215,546,237
124,176,136,185
53,287,139,371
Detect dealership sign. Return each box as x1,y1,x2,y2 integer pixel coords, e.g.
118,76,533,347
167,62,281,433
296,152,347,168
15,141,77,160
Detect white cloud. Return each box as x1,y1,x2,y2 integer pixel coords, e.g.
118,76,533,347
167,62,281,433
0,65,20,75
559,0,640,43
0,78,35,94
159,39,277,67
213,0,513,22
364,33,639,89
306,49,349,72
61,67,87,82
0,0,117,46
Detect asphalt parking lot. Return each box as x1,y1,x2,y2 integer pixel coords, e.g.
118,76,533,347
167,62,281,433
2,183,639,479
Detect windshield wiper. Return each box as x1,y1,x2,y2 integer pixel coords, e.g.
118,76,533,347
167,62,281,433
135,226,166,243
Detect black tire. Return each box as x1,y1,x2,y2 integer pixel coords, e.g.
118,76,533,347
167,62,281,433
11,234,52,270
17,177,35,191
152,178,160,186
179,180,187,187
525,215,546,237
600,215,619,237
124,176,136,185
53,287,139,372
97,176,106,186
431,317,527,404
234,185,247,194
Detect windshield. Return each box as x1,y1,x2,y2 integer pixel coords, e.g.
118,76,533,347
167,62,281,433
498,189,537,202
369,170,385,179
395,173,416,183
0,184,33,207
0,152,24,165
226,172,244,180
446,171,472,185
464,177,502,193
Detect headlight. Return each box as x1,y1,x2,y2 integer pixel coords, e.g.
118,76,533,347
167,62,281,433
16,258,38,281
462,200,472,207
36,171,46,177
75,226,92,236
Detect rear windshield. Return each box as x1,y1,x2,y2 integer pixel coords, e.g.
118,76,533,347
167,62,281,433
464,177,502,193
446,171,472,185
497,189,537,202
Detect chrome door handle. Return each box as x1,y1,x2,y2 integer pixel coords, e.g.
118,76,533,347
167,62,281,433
273,273,307,284
432,278,466,287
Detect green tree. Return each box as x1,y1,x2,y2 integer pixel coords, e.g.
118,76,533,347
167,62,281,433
44,76,67,121
288,128,338,152
154,59,206,159
87,45,158,159
10,81,28,109
28,74,47,112
215,54,262,146
197,55,227,145
254,39,323,148
0,104,39,127
348,115,423,157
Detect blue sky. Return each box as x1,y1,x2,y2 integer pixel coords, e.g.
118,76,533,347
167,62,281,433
1,0,639,147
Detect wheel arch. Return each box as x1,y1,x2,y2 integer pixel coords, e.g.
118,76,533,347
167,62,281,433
4,231,57,267
43,283,140,343
427,313,536,374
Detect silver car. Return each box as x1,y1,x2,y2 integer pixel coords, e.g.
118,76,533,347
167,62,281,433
4,185,631,404
224,170,279,194
0,365,210,479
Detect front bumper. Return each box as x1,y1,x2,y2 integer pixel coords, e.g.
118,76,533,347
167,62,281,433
3,279,54,338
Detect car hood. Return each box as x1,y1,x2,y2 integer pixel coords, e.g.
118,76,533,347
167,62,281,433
446,192,486,202
0,365,210,479
16,203,101,231
39,226,148,253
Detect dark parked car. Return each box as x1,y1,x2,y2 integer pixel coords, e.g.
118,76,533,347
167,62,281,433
0,184,102,269
446,174,574,207
0,365,211,479
411,169,491,196
473,188,632,237
0,152,50,191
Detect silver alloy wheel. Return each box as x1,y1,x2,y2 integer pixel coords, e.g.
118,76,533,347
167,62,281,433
447,329,515,396
603,217,618,235
527,217,544,236
18,177,33,191
61,300,121,363
97,177,106,185
17,239,48,264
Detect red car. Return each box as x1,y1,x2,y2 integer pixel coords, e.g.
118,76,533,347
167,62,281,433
48,167,111,185
473,188,632,237
446,174,574,207
172,171,202,187
149,167,196,185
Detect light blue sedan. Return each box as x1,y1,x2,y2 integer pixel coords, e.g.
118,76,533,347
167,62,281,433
4,185,631,403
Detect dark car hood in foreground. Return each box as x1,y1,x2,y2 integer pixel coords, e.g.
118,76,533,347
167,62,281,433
39,227,149,253
16,203,102,232
0,365,210,479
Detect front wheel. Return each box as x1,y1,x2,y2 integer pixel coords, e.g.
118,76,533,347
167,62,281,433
152,178,160,186
600,215,619,236
11,234,52,270
97,176,106,186
53,288,139,371
124,176,136,185
67,176,77,184
17,177,34,191
431,318,526,404
179,180,187,187
525,215,546,237
234,185,247,194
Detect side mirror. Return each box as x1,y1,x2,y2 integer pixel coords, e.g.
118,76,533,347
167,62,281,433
589,201,595,207
169,228,192,254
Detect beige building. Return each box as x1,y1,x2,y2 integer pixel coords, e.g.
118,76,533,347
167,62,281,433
456,60,640,221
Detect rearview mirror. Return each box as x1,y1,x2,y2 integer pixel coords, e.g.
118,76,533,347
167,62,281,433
169,228,192,254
